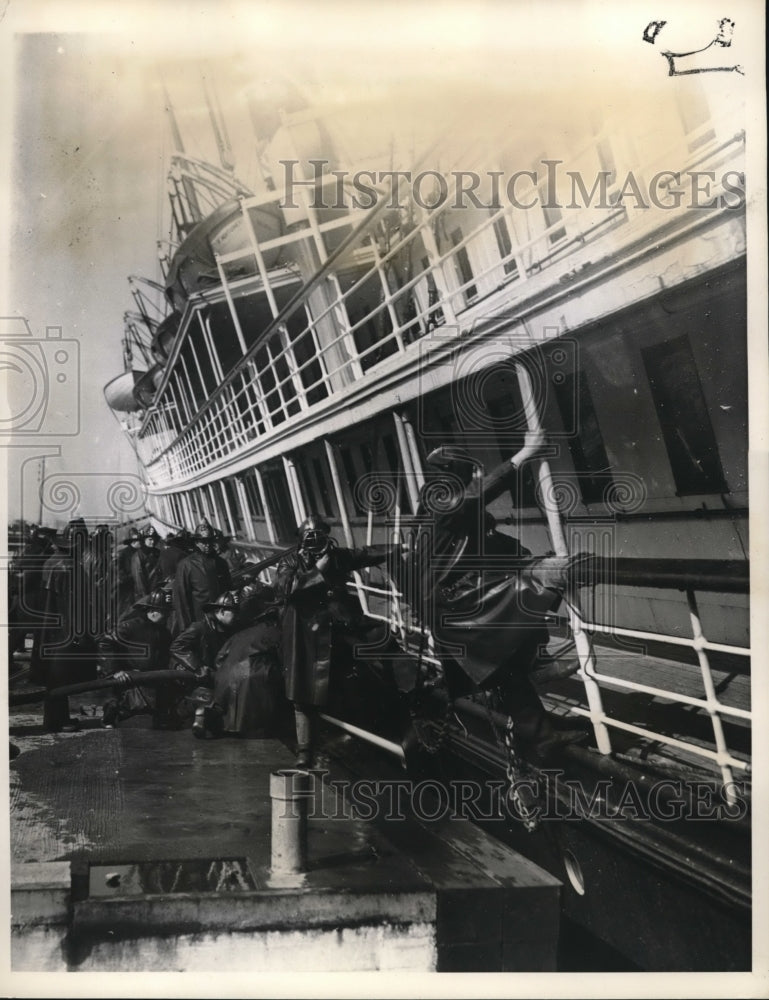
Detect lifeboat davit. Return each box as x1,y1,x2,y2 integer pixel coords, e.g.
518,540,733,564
151,310,182,363
133,364,165,409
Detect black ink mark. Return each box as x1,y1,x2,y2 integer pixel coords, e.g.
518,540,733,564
648,17,744,75
643,21,667,44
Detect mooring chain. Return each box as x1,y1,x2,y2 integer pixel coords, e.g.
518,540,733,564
482,697,541,833
502,715,541,833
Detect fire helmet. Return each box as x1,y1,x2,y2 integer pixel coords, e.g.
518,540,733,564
297,514,330,555
204,590,240,613
134,589,173,612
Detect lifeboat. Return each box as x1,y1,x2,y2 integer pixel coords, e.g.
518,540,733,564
103,370,146,413
165,198,284,312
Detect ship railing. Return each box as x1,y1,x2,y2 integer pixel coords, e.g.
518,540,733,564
143,501,750,797
344,555,750,801
566,557,750,803
140,128,744,484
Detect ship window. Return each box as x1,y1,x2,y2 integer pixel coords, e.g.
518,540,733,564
260,465,297,543
311,458,336,518
381,433,399,476
340,447,362,513
222,478,244,535
338,442,377,517
231,373,264,439
321,220,353,256
335,424,404,520
255,346,285,426
450,228,477,302
191,487,207,523
340,266,398,373
293,455,336,521
209,300,245,376
204,484,224,529
551,364,612,505
187,327,216,394
233,292,274,350
267,332,301,418
360,442,374,473
282,304,328,406
410,380,536,507
641,334,727,496
541,200,566,245
477,372,538,508
533,158,567,244
419,257,445,328
240,470,264,519
491,215,519,277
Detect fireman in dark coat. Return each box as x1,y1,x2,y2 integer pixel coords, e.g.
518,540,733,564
117,527,154,616
170,590,240,682
83,524,117,635
205,584,287,739
275,514,388,766
9,524,53,670
37,520,97,731
407,432,586,764
169,590,243,732
156,528,191,586
97,589,178,728
140,524,163,588
216,530,247,577
171,519,231,634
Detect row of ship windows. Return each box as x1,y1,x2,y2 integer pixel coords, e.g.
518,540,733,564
149,289,744,547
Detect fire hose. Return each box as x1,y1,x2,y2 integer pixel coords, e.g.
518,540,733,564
9,670,199,707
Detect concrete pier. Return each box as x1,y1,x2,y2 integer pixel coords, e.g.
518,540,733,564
9,702,561,972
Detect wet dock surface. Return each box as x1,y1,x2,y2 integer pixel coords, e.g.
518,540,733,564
8,682,561,972
10,711,295,866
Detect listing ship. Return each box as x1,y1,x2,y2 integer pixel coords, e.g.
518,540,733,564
105,74,750,971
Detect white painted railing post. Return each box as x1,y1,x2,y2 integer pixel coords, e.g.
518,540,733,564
515,357,612,755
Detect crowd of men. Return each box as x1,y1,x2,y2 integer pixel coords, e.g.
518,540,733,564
8,517,285,738
9,437,590,768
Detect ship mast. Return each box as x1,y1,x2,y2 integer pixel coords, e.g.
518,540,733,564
201,69,235,173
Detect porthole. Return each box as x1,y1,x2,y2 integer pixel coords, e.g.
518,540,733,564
563,849,586,895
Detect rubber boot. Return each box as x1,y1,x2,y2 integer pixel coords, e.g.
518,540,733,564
497,668,587,766
43,694,75,732
294,704,314,768
192,703,224,739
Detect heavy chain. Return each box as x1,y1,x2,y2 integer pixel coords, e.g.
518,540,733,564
483,697,541,833
502,715,541,833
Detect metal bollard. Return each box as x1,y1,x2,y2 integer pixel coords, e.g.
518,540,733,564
269,769,311,873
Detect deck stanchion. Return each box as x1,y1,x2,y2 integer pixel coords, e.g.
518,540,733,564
514,357,613,756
